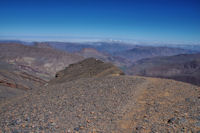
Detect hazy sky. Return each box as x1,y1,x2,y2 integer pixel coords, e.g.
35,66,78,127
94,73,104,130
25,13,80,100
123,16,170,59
0,0,200,43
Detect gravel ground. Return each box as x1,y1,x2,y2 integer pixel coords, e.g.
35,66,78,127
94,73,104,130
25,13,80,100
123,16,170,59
0,76,199,133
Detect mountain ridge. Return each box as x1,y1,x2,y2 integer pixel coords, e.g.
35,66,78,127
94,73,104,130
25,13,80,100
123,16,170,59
51,57,124,83
127,53,200,86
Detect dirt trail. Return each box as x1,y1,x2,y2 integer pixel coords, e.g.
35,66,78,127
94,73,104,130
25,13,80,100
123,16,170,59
0,76,199,132
118,77,200,132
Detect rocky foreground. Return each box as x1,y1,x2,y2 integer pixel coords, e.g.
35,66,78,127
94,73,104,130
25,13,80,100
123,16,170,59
0,58,200,133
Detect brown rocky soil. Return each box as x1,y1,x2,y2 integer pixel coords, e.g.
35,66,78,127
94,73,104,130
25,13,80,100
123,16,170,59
51,58,124,83
0,58,199,133
0,76,199,132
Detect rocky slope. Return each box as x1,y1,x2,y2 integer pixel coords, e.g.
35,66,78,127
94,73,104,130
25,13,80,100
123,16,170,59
127,53,200,86
0,61,47,104
0,43,83,79
0,58,199,132
0,42,83,106
51,58,124,83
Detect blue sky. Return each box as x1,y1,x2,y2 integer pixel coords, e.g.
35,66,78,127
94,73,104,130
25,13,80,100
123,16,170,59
0,0,200,43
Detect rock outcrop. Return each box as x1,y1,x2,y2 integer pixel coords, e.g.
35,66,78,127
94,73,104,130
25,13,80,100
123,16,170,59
51,58,124,83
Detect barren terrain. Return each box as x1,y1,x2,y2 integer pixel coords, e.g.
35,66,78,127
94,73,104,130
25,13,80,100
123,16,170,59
0,58,199,132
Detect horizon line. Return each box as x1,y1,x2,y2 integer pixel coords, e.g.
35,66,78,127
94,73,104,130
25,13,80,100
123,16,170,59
0,35,200,45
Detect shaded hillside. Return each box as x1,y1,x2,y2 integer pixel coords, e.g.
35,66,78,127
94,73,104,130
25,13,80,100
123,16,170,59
127,53,200,86
0,43,83,79
0,62,47,104
51,58,124,83
114,46,195,62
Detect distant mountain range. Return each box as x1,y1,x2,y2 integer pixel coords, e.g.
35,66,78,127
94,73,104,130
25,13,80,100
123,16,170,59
113,46,195,62
127,53,200,86
37,41,198,68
